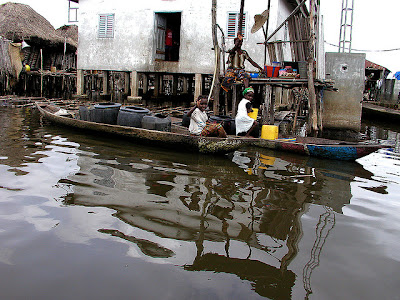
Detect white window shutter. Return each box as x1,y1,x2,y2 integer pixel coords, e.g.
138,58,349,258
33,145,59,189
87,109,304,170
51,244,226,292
227,13,237,38
99,14,115,38
227,12,247,39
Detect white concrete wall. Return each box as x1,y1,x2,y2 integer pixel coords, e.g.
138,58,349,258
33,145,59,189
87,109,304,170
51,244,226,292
77,0,296,74
323,53,366,131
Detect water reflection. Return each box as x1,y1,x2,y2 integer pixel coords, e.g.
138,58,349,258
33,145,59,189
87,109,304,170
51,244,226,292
1,107,400,299
51,130,373,298
361,119,400,153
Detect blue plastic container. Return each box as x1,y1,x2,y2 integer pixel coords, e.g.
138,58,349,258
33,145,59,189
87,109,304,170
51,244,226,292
250,73,259,78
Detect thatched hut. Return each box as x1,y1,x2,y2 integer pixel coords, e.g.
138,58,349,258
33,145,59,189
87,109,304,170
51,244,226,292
0,2,77,72
0,2,78,97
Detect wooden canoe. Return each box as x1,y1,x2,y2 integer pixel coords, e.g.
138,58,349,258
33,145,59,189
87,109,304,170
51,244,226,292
35,102,386,160
362,102,400,121
35,102,249,154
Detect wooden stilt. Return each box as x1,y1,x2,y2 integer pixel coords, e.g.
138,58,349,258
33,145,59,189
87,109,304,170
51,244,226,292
232,85,238,116
262,84,272,124
307,0,318,135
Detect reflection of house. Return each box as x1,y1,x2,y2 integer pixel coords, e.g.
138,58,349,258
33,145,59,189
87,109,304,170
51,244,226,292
73,0,325,108
0,2,77,96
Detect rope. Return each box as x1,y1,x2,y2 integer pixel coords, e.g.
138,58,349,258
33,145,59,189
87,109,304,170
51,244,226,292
325,41,400,52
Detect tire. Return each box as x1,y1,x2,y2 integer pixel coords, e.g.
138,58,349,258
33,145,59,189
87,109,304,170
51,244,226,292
142,114,171,132
93,102,121,124
117,106,150,128
182,111,191,128
209,115,235,135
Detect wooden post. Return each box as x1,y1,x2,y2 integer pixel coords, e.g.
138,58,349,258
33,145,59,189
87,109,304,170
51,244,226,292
40,49,43,97
238,0,245,35
211,0,221,114
194,73,203,102
269,86,275,124
307,0,318,134
153,73,160,97
182,76,189,94
76,69,84,96
224,92,229,116
317,87,323,131
130,70,139,97
232,85,238,116
262,84,272,124
142,73,148,95
124,72,130,97
102,71,108,95
264,0,272,65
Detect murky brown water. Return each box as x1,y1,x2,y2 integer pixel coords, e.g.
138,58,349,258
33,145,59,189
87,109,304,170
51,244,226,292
1,106,400,299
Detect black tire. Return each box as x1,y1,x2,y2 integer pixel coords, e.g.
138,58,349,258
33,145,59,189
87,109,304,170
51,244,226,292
93,102,121,124
142,114,171,132
182,111,191,128
117,106,150,128
209,115,235,135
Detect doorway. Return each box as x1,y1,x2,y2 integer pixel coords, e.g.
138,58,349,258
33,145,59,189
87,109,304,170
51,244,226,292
155,12,181,61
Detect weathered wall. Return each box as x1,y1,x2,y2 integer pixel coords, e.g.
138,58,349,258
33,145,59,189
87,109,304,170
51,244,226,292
382,79,400,103
77,0,298,74
393,80,400,102
323,52,365,131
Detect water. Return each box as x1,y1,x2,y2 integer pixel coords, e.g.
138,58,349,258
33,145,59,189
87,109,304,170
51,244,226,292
0,106,400,300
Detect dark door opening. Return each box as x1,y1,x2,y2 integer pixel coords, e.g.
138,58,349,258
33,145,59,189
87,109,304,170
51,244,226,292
155,12,181,61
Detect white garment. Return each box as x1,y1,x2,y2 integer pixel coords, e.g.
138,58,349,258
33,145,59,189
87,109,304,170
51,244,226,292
235,98,254,135
189,108,208,135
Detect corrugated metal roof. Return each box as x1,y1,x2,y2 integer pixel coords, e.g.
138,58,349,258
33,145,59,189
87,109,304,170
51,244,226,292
365,60,387,71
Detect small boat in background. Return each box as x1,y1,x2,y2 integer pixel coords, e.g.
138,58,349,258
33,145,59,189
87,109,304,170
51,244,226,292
362,102,400,121
35,102,387,160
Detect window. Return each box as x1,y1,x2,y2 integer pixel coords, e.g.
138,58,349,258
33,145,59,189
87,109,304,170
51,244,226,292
68,0,78,23
227,12,247,39
98,14,115,38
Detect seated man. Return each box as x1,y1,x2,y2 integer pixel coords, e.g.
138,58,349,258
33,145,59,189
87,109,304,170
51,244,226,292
221,33,264,92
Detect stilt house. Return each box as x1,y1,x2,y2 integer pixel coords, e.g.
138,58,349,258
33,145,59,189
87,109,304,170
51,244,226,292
74,0,326,114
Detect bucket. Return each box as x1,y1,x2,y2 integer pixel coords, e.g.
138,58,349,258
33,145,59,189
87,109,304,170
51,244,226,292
264,65,281,77
248,108,258,120
261,125,279,140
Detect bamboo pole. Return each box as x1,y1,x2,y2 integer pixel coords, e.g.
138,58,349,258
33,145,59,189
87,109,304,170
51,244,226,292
263,0,307,44
211,0,221,114
238,0,245,35
40,49,43,97
307,0,318,134
264,0,272,65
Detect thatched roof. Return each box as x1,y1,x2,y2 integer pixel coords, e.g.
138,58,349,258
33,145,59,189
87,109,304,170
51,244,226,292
56,25,78,44
0,2,77,48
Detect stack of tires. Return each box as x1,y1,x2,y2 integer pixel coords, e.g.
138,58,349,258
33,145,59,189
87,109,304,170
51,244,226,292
79,103,172,132
117,106,150,128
